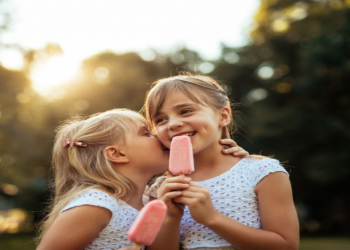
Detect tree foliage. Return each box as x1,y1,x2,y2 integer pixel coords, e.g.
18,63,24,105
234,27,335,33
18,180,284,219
213,0,350,235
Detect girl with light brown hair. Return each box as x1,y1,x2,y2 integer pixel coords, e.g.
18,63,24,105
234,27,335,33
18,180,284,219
144,73,299,250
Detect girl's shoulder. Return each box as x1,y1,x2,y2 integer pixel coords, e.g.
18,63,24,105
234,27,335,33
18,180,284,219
61,189,119,214
238,156,284,169
238,157,289,186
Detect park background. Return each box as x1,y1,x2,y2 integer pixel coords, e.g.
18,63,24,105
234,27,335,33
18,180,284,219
0,0,349,249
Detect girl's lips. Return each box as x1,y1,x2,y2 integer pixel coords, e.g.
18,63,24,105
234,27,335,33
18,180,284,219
172,132,196,139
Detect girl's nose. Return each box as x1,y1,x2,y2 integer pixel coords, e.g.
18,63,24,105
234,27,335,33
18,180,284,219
167,117,183,130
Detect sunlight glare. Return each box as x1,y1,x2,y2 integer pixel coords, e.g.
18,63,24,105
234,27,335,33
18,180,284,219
0,48,24,70
30,55,80,97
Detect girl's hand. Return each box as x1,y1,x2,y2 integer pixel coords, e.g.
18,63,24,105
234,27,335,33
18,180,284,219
219,139,249,157
157,176,191,220
173,182,218,226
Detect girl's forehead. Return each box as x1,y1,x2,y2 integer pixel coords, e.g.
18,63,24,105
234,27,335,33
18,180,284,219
125,114,149,129
134,118,150,129
158,90,206,111
125,119,151,141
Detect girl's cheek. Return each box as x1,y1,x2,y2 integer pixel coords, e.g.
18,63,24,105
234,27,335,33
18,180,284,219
161,139,171,148
158,135,170,148
154,127,168,143
155,127,162,136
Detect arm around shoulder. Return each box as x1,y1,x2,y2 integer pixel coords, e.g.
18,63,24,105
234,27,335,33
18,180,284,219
37,205,112,250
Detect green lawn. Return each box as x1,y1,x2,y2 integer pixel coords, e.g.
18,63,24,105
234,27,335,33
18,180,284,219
0,234,349,250
300,237,350,250
0,233,36,250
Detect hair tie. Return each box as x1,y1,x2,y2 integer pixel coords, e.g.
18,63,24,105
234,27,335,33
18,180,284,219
63,138,87,148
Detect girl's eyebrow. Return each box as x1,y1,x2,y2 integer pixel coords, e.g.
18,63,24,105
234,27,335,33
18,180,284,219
155,103,198,118
160,103,197,113
173,103,197,109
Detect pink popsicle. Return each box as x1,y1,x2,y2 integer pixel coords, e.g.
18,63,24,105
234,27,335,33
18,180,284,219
169,136,195,176
127,200,167,248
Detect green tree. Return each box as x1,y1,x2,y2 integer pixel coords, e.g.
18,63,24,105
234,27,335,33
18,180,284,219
213,0,350,235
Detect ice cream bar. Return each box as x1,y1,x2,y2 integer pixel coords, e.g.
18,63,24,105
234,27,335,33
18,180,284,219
127,200,167,248
169,136,195,175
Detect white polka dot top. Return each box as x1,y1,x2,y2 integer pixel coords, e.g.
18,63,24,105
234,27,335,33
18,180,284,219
61,189,140,250
180,158,289,249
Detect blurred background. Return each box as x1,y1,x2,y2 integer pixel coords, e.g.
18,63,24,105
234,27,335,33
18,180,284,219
0,0,349,249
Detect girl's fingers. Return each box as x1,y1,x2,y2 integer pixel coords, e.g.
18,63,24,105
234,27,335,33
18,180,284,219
163,176,192,184
219,138,238,146
160,183,189,192
157,177,191,198
219,139,250,157
161,190,182,202
222,146,240,153
178,184,210,197
234,150,249,156
157,183,189,198
173,196,192,205
222,146,249,157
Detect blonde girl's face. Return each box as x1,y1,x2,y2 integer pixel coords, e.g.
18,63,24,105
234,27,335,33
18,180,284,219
123,124,169,175
152,90,229,155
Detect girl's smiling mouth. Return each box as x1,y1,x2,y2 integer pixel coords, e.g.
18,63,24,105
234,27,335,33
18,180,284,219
172,132,196,139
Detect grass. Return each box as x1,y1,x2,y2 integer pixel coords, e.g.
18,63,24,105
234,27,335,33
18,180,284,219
0,234,350,250
0,233,36,250
300,237,350,250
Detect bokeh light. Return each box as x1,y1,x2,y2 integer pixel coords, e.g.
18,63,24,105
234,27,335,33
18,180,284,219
247,88,268,102
198,62,215,74
257,65,274,79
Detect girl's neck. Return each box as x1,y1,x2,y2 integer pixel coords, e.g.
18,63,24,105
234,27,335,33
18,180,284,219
125,188,145,210
190,143,241,181
124,172,152,210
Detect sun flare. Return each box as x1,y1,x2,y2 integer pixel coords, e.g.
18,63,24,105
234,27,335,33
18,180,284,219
30,55,80,98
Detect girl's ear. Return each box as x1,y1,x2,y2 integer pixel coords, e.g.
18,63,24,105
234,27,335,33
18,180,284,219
105,146,130,164
219,107,231,127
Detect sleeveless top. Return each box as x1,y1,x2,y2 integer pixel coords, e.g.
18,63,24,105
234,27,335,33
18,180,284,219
61,189,141,250
180,158,289,249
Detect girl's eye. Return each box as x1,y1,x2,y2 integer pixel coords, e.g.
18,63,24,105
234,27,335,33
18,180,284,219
181,109,193,115
154,117,166,125
144,130,155,137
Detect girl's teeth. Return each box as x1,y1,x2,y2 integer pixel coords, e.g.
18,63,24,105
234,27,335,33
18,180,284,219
185,133,194,136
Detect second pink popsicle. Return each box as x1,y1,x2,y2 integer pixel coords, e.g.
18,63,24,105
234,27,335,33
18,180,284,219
127,200,167,248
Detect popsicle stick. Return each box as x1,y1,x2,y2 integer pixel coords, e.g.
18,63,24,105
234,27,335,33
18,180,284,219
133,243,141,249
179,174,185,177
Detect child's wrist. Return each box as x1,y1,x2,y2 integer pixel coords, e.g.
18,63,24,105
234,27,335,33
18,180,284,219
165,213,182,224
202,210,221,228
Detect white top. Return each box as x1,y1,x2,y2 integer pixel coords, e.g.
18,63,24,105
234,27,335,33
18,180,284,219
61,189,140,250
180,158,289,250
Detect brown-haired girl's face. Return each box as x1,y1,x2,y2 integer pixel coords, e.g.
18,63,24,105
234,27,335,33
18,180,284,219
152,90,230,155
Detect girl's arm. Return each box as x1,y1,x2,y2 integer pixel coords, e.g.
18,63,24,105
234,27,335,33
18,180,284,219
175,173,299,250
37,205,111,250
148,176,191,250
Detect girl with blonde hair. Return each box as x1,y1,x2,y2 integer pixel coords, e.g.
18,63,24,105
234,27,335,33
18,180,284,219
144,73,299,250
37,108,247,250
36,109,170,250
